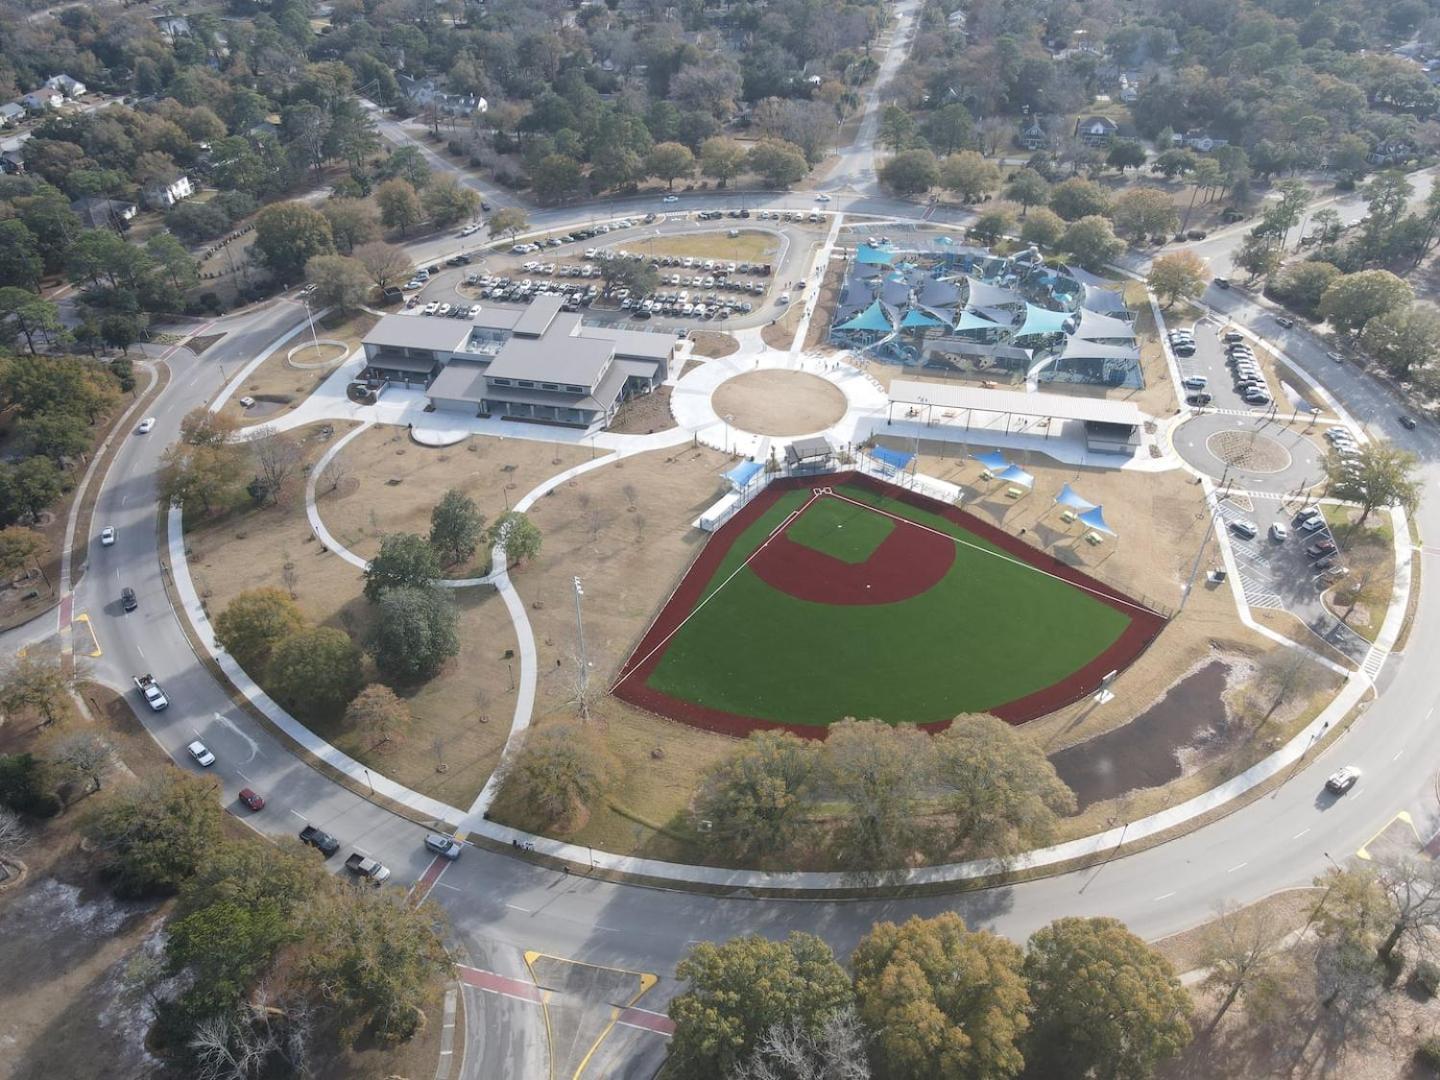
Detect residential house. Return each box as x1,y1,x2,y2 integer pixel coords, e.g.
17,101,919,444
1117,73,1139,103
397,75,488,116
43,74,86,97
1181,130,1228,152
70,196,138,231
153,13,191,39
360,295,675,430
0,103,24,126
142,175,195,208
20,89,64,111
1018,119,1048,151
1368,138,1415,166
0,148,24,174
1073,115,1119,147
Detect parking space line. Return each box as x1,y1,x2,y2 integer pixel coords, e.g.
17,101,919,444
1227,862,1248,873
1153,892,1175,901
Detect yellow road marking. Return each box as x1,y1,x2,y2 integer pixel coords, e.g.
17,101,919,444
74,613,101,657
524,951,557,1080
569,968,657,1080
522,951,659,1080
1357,810,1419,860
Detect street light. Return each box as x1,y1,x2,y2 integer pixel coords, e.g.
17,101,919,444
362,767,374,796
573,576,589,719
302,297,321,356
724,413,734,455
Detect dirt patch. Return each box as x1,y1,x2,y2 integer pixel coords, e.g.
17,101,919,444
223,309,378,424
1153,888,1321,974
1206,430,1293,472
186,332,225,356
185,422,520,807
687,331,740,359
609,385,677,435
712,370,847,436
804,256,847,352
320,425,592,576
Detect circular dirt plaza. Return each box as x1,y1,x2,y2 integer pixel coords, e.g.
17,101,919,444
1205,429,1292,473
711,370,847,436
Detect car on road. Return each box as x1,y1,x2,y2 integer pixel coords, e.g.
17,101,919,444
1305,539,1338,558
480,201,491,212
1400,415,1418,430
1326,766,1360,794
1269,523,1289,542
345,852,392,883
299,283,317,296
1327,351,1345,363
134,673,168,711
778,292,791,304
136,417,156,434
1229,520,1259,539
815,193,832,202
100,525,116,546
1186,392,1213,406
121,587,137,611
187,740,215,767
425,833,463,859
299,824,340,856
662,195,679,203
1182,376,1208,390
1274,315,1295,328
459,223,478,236
1212,277,1231,288
238,788,265,811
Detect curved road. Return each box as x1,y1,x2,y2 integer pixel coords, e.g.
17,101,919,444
29,174,1440,1076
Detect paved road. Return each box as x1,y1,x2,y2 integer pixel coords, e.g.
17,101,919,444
23,173,1440,1078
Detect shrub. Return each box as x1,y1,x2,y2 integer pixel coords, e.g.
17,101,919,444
1417,1036,1440,1070
1413,961,1440,999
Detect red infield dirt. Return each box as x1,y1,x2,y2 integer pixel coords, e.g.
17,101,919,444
613,471,1167,738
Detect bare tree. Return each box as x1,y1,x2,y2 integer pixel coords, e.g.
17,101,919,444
280,550,299,598
353,241,413,291
733,1004,871,1080
1371,854,1440,963
317,453,350,496
1251,647,1329,722
0,807,28,856
0,658,74,728
250,428,302,507
190,993,312,1080
1198,900,1291,1032
622,483,639,510
586,505,606,542
632,513,646,544
49,730,115,793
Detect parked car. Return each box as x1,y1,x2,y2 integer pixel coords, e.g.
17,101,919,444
238,396,256,408
299,825,340,856
423,301,439,315
1182,376,1208,390
187,740,215,767
425,833,463,859
1223,331,1244,343
1229,520,1259,539
1275,315,1295,328
1305,539,1338,558
238,788,265,811
121,587,137,611
1326,766,1360,794
1186,392,1213,406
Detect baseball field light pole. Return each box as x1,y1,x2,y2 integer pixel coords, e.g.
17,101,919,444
573,575,589,720
302,297,321,355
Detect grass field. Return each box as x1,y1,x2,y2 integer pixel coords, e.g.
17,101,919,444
638,483,1137,727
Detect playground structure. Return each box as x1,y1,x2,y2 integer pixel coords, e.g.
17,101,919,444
829,241,1144,391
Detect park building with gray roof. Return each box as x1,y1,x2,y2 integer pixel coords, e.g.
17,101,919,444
360,295,676,430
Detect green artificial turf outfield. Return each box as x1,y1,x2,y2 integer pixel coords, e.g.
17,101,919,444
651,485,1133,726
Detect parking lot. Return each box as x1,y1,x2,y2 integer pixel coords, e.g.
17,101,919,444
1168,319,1277,413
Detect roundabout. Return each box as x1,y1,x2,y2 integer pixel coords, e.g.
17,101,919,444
1174,410,1327,492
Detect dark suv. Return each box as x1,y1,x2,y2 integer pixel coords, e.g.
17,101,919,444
121,587,137,612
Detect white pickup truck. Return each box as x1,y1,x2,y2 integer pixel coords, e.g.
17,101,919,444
133,673,168,711
344,853,392,883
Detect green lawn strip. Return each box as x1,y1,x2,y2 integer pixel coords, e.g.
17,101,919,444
650,485,1133,726
783,496,894,563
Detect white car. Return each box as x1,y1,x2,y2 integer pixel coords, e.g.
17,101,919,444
815,193,832,202
1269,523,1288,542
238,396,256,409
1182,376,1208,390
425,833,463,859
662,195,679,203
778,292,791,304
460,223,478,236
100,526,116,546
187,740,215,767
423,301,440,315
1326,766,1360,794
136,417,156,434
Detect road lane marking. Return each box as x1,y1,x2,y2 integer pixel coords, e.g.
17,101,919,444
1293,828,1310,839
433,881,462,892
288,809,307,820
1227,862,1248,873
1153,892,1175,902
505,903,531,913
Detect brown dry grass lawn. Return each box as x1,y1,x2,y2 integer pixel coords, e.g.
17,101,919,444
185,422,519,808
712,370,848,436
320,425,591,577
639,230,779,263
487,444,739,858
688,331,740,359
1321,504,1396,642
609,386,677,435
223,309,378,426
761,301,805,349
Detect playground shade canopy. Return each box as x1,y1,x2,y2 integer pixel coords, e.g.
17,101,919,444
870,445,916,472
1079,505,1116,535
973,450,1010,471
997,464,1034,488
1055,483,1096,511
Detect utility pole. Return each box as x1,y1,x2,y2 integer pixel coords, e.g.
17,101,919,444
302,297,321,355
573,576,589,720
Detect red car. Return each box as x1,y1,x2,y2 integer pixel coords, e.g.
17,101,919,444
238,788,265,811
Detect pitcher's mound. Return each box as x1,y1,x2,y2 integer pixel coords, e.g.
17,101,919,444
712,370,846,436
